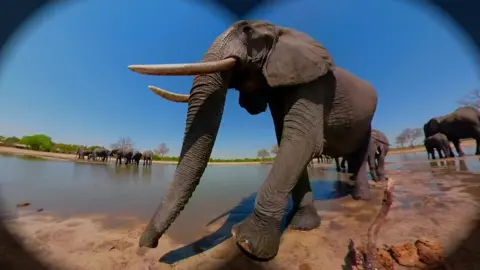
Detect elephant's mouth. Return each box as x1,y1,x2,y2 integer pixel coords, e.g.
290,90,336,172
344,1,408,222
129,57,238,103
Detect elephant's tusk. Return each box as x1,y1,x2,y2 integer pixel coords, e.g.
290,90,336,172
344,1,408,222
128,58,237,76
148,85,189,103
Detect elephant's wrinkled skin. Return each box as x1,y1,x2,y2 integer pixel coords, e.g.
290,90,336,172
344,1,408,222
128,20,378,260
424,133,453,160
424,106,480,156
367,129,389,181
143,150,153,166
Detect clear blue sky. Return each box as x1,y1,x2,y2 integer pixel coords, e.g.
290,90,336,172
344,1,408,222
0,0,478,158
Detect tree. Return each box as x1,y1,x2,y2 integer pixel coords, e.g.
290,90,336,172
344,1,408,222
111,137,134,150
270,144,279,156
19,134,53,151
3,136,20,146
155,143,170,157
257,148,270,160
409,128,423,147
458,89,480,110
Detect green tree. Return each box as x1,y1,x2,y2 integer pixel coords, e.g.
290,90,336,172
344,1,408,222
20,134,53,151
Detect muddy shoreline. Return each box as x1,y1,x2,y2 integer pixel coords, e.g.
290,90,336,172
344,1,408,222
4,167,480,269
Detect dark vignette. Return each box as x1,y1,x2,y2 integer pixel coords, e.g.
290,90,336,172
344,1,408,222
0,0,479,269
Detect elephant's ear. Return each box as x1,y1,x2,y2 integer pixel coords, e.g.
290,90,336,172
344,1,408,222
262,27,335,88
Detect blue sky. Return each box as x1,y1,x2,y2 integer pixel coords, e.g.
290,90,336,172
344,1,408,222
0,0,478,158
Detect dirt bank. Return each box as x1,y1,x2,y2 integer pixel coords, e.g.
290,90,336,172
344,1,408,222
4,167,480,269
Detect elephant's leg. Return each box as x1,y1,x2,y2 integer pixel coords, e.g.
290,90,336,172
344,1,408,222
437,148,444,159
452,139,465,156
367,146,378,182
289,169,320,231
334,157,341,172
377,150,387,181
341,158,347,170
232,92,323,260
348,129,373,200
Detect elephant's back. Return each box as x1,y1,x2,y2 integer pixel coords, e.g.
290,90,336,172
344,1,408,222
322,68,377,156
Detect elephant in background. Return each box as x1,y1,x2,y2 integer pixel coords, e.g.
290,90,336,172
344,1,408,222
424,106,480,157
76,148,91,160
128,20,378,260
111,148,134,165
91,148,111,162
143,150,153,166
424,133,453,160
368,129,390,182
132,151,143,166
334,157,347,172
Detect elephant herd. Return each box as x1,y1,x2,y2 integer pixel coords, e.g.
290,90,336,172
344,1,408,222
125,20,478,261
423,106,480,160
76,147,153,166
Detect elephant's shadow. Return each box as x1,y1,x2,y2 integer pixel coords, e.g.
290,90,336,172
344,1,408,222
159,178,352,264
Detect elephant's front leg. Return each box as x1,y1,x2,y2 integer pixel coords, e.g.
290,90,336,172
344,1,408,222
376,150,387,181
232,91,323,261
334,157,341,172
288,169,320,230
452,139,465,156
367,147,379,182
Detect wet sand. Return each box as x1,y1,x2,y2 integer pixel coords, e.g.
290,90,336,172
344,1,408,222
4,161,480,269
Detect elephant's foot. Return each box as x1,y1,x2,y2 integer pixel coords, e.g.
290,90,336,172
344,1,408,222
232,211,281,261
138,228,161,248
289,204,321,231
352,179,371,201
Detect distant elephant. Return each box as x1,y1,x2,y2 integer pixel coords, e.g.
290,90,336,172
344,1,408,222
368,129,390,181
91,148,111,162
132,151,143,166
424,133,453,160
128,20,378,260
334,157,347,172
143,150,153,166
111,148,134,165
424,106,480,157
76,148,91,160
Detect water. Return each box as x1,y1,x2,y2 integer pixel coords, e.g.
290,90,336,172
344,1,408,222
1,145,480,244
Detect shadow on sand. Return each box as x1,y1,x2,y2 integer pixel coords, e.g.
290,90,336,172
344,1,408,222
159,177,353,264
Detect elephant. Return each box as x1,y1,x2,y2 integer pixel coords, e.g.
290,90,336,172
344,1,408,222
91,148,111,162
111,148,134,165
423,106,480,157
143,150,153,166
76,148,91,160
424,133,453,160
128,20,378,260
132,151,143,166
367,129,390,182
334,157,347,172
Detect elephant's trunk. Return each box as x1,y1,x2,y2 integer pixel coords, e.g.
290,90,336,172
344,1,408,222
137,33,235,248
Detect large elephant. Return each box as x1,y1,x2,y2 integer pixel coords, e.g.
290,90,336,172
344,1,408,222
424,106,480,157
368,129,390,181
143,150,153,166
91,148,111,162
132,151,143,166
128,20,378,260
111,148,134,165
424,133,453,160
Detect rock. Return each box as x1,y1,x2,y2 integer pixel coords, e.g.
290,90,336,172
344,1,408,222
389,243,422,267
16,202,30,207
377,248,395,270
37,208,44,212
415,239,444,265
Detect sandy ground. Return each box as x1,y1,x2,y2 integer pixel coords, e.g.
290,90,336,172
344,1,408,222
3,164,480,269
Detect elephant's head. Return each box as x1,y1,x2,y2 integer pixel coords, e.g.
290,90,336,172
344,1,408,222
128,20,335,248
423,118,440,138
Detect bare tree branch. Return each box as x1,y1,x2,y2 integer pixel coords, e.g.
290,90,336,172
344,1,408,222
458,89,480,110
257,148,270,160
155,143,170,157
111,137,134,150
270,144,279,156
